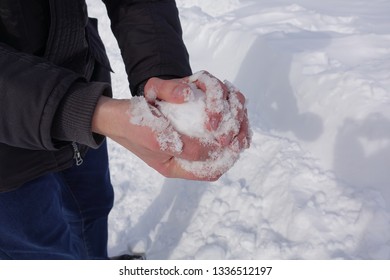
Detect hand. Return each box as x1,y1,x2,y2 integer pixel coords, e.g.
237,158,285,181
144,72,251,151
92,96,222,181
92,72,250,181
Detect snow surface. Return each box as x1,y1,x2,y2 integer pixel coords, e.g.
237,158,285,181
86,0,390,259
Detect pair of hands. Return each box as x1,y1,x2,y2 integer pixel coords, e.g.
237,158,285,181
92,72,250,181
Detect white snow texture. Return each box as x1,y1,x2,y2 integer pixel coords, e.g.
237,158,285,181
87,0,390,259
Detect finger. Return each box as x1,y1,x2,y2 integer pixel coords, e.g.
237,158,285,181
230,92,249,150
191,71,229,100
143,146,222,181
232,109,251,151
190,71,230,131
173,134,221,162
215,91,247,147
205,112,223,131
163,158,222,182
233,91,246,130
144,77,192,104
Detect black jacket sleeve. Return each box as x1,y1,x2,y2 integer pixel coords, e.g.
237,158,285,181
103,0,192,94
0,0,190,152
0,43,111,151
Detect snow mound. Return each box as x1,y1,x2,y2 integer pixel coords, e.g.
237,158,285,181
86,0,390,260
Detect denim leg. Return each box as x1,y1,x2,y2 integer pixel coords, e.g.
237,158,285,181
0,174,86,259
60,140,114,259
0,141,114,259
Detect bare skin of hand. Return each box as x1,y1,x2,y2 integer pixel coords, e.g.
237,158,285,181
92,95,224,181
145,72,251,150
92,74,250,181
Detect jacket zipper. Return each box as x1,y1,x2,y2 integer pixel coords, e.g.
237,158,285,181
71,142,84,166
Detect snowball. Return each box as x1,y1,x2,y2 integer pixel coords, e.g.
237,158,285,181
158,71,250,179
127,71,250,179
156,83,210,140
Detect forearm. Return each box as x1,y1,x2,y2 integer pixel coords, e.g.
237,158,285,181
91,96,130,139
0,43,81,150
103,0,192,94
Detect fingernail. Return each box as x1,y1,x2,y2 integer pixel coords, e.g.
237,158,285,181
174,84,194,102
210,116,219,130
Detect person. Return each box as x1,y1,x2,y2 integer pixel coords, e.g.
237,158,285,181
0,0,250,259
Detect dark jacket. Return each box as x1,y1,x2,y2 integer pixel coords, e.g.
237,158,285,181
0,0,192,191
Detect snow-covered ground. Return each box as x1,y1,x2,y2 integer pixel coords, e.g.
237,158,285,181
87,0,390,259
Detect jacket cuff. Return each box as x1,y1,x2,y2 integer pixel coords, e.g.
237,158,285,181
51,81,112,148
133,74,190,97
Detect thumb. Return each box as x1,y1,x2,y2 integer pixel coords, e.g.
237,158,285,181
144,77,193,104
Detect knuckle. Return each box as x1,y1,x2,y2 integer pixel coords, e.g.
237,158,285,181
235,92,246,104
200,70,211,76
145,77,158,90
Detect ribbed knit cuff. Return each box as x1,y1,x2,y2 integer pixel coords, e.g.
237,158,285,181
51,81,112,148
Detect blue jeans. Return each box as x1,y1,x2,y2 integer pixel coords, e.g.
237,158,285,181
0,142,114,259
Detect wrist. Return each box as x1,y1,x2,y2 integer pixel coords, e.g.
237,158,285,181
52,82,111,148
92,96,130,138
